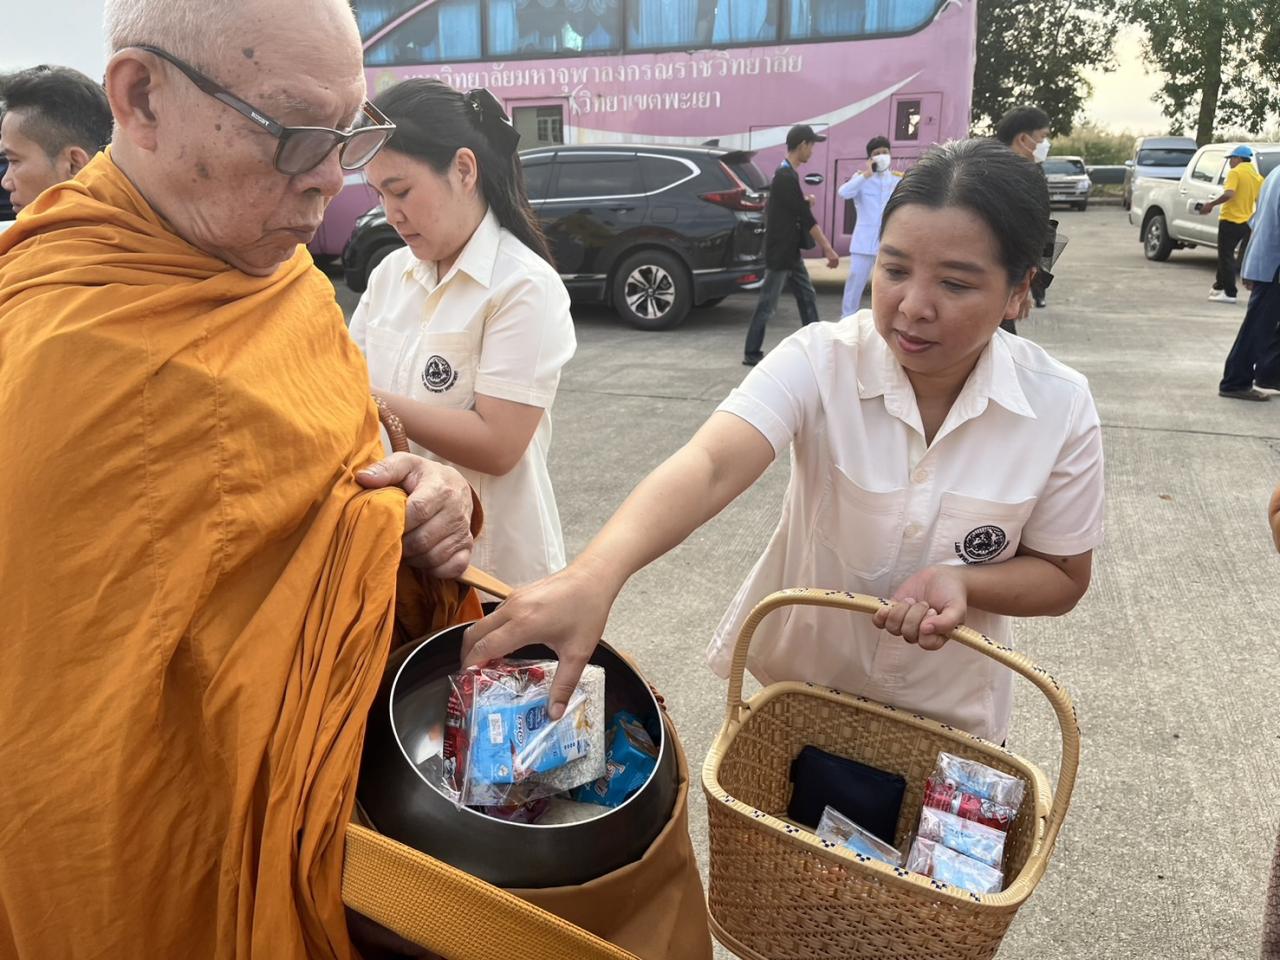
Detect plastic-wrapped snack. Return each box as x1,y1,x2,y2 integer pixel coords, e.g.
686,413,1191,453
478,799,549,824
933,753,1026,810
574,711,659,808
916,807,1005,868
906,837,1004,894
923,776,1017,832
536,797,608,825
816,805,903,866
443,660,606,809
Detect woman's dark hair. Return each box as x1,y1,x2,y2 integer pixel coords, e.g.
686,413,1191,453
373,79,553,266
881,139,1049,286
866,135,891,155
994,105,1052,146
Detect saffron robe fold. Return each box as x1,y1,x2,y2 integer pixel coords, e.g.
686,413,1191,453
0,153,476,959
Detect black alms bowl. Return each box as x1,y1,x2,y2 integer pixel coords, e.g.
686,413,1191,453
357,621,678,888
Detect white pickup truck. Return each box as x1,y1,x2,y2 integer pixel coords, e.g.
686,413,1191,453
1130,141,1279,261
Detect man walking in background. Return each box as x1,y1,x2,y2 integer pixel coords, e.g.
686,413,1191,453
1201,145,1264,305
743,123,840,366
0,65,112,214
995,104,1054,327
1218,164,1280,401
837,134,901,316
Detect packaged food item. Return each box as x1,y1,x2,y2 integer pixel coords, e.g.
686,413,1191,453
478,799,549,824
916,807,1005,869
574,711,659,808
932,753,1026,810
815,805,903,866
443,660,606,809
536,797,608,826
906,837,1004,894
923,776,1016,832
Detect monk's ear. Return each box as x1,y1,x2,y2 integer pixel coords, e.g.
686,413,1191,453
104,50,161,153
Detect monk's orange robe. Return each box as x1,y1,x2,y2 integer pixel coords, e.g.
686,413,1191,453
0,153,477,959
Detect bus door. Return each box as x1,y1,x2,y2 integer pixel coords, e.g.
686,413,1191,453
750,122,831,250
506,97,568,149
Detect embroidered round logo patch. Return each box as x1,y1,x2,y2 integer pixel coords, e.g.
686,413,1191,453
422,355,458,394
955,525,1008,565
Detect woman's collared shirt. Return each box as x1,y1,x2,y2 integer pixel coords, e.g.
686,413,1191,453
349,210,576,587
706,312,1104,743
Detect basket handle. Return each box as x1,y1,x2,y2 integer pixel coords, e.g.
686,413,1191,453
725,588,1079,885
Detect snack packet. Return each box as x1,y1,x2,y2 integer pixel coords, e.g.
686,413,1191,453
906,837,1004,894
443,660,606,809
932,753,1026,810
916,807,1006,869
816,805,903,866
574,711,659,808
923,776,1017,832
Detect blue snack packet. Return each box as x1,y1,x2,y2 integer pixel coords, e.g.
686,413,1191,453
916,806,1005,868
469,694,590,785
574,711,659,807
815,805,903,866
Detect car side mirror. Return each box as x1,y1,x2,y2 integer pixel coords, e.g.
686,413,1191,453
1124,160,1134,167
804,173,825,186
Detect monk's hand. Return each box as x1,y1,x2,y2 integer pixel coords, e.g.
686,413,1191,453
357,453,474,578
871,564,967,651
461,560,617,721
1269,483,1280,553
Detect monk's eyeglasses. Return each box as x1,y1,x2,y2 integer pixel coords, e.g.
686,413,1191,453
134,45,395,177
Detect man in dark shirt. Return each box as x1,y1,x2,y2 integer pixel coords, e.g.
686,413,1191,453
743,124,840,365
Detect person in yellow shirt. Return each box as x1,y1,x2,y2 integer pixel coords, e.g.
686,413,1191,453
1201,145,1265,304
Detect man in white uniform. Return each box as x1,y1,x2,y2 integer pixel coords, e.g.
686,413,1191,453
837,135,901,317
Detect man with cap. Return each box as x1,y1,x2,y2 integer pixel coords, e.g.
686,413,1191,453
1218,157,1280,400
743,123,840,366
1201,145,1264,304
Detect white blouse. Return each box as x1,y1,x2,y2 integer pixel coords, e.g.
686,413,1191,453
707,312,1105,743
348,210,576,588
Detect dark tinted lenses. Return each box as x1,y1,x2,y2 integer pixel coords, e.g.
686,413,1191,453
339,128,392,171
275,129,342,176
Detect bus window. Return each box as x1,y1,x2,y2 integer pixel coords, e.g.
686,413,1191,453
487,0,623,56
894,99,922,141
364,0,481,65
786,0,942,40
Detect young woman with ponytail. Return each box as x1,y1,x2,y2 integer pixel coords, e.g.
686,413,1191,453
349,79,575,588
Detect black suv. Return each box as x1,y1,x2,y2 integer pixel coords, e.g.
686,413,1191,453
343,144,768,330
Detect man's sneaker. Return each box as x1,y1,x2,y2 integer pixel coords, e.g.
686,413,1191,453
1219,387,1270,401
1209,290,1239,304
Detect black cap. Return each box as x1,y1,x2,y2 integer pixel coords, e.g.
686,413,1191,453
786,124,827,150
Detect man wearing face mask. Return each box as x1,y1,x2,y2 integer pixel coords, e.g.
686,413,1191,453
996,105,1054,327
836,135,902,317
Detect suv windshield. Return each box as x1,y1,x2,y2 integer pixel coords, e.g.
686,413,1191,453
1137,148,1196,167
1043,159,1086,176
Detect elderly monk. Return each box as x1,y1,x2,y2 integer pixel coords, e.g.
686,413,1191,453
0,1,481,957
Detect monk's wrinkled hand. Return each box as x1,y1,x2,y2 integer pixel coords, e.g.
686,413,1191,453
358,453,474,578
1269,483,1280,553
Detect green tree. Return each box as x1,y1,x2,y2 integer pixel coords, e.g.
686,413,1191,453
972,0,1115,137
1121,0,1280,143
1052,123,1137,164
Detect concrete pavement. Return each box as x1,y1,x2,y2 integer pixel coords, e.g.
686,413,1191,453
338,208,1277,958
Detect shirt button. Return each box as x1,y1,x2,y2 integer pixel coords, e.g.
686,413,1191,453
911,468,929,484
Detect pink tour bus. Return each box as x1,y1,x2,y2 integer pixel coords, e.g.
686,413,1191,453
341,0,977,258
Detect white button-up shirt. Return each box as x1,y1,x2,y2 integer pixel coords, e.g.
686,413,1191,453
837,170,902,256
706,313,1104,743
349,210,576,587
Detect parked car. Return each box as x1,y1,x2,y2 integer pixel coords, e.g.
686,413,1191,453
1129,142,1280,261
1122,136,1197,210
1085,164,1126,186
308,172,379,265
0,158,14,222
1042,156,1092,210
343,143,768,330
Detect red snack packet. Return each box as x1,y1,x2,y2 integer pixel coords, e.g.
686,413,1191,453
923,776,1016,832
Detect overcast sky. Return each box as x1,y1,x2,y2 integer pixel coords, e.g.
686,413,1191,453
2,4,1170,135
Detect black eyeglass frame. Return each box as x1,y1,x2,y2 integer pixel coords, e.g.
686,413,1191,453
133,44,396,176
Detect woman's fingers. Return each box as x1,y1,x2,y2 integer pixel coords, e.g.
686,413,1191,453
899,602,930,644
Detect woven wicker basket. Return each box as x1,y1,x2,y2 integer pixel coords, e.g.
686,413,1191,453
701,589,1079,960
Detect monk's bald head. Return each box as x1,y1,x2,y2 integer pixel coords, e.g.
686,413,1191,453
103,0,367,275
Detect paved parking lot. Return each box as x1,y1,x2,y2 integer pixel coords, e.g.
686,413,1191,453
337,208,1278,958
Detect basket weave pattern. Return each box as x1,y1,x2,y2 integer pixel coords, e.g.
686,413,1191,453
702,590,1078,960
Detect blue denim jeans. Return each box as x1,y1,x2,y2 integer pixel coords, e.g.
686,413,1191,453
744,256,820,357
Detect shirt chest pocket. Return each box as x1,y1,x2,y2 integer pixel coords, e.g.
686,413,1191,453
407,332,477,410
814,469,908,581
929,492,1038,567
361,325,409,392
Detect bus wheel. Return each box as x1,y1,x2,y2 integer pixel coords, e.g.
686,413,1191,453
613,251,691,331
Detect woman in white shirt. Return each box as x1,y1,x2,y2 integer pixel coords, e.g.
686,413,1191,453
464,139,1104,744
349,80,576,588
837,135,901,317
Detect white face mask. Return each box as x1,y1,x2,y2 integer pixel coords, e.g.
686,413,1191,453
872,154,892,172
1033,138,1052,163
